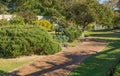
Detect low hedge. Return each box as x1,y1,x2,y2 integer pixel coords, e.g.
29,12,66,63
0,25,61,57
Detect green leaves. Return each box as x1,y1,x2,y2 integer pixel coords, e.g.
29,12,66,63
0,25,61,58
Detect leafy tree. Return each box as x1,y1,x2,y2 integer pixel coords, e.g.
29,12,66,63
113,12,120,28
65,0,114,31
65,1,95,31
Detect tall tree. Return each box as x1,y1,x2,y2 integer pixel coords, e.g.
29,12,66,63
65,0,114,31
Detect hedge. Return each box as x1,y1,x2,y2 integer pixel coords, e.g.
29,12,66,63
0,25,61,57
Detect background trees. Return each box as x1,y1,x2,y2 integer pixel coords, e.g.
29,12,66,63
0,0,119,30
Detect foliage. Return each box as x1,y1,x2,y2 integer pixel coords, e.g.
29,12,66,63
113,12,120,29
15,0,63,15
85,23,94,31
55,35,69,43
0,25,61,58
65,1,95,31
33,20,52,31
10,16,25,25
0,1,8,14
114,63,120,76
16,11,37,24
65,0,114,31
0,19,9,26
63,26,82,42
96,5,114,28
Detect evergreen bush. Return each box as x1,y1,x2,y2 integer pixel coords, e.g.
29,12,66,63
0,25,61,57
63,26,82,42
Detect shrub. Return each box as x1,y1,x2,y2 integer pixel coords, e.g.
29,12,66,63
0,19,9,26
55,35,69,43
114,63,120,76
0,25,61,58
10,16,25,25
16,11,37,24
63,26,82,42
85,23,94,31
33,20,53,31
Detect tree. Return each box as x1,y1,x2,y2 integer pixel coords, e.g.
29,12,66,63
100,0,120,29
65,1,96,31
65,0,114,31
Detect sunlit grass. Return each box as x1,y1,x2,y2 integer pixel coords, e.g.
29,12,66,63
0,56,40,73
70,31,120,76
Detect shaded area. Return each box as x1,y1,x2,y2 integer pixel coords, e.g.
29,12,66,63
0,70,7,76
6,53,92,76
70,31,120,76
26,54,91,76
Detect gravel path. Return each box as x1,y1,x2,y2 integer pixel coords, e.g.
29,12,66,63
6,38,106,76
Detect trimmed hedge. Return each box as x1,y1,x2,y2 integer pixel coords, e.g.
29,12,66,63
0,25,61,57
63,26,82,42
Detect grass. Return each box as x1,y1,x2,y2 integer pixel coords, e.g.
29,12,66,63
0,56,40,75
70,31,120,76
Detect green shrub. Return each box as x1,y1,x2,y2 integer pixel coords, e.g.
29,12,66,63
56,35,69,43
114,64,120,76
10,16,25,25
33,20,53,31
0,25,61,58
85,23,94,31
16,11,37,24
0,19,9,26
63,26,82,42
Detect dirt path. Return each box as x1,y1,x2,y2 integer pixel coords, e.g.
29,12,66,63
6,38,106,76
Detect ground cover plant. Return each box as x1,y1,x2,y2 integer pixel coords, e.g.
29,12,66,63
70,31,120,76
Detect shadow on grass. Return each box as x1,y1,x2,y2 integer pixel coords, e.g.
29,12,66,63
5,32,120,76
70,44,120,76
70,32,120,76
6,51,95,76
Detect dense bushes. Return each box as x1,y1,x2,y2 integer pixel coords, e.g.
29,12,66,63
0,25,61,57
10,16,25,25
113,63,120,76
0,19,9,26
16,11,37,24
63,26,82,42
33,20,53,31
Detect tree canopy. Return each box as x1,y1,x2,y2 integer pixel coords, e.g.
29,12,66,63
0,0,117,30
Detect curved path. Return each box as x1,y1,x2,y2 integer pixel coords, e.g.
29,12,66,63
6,38,106,76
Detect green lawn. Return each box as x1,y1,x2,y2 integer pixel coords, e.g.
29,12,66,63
0,56,39,75
70,31,120,76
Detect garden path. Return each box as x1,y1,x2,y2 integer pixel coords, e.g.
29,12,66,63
6,38,106,76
